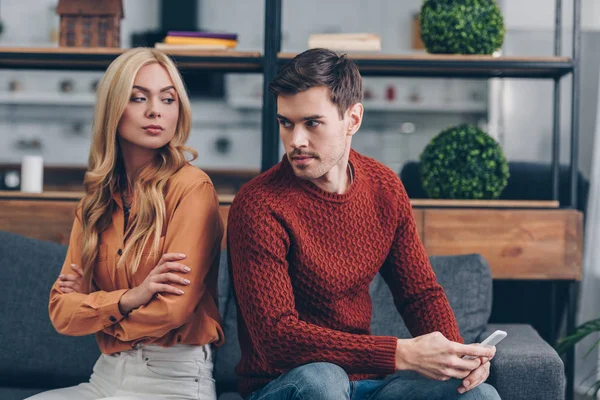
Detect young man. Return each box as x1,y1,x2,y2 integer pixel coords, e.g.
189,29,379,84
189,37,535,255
227,48,501,400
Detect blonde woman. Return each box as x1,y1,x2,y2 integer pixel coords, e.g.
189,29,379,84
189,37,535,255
28,48,223,400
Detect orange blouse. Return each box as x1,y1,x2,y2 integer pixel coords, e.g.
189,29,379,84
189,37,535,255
48,164,224,354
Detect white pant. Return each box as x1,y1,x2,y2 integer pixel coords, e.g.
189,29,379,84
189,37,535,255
26,344,216,400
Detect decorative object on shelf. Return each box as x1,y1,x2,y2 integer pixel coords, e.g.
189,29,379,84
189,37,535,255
215,137,232,155
308,33,381,52
59,79,74,93
419,0,505,55
408,88,422,103
555,318,600,398
8,80,23,92
155,31,238,51
91,79,99,92
419,124,509,199
3,170,20,191
56,0,123,47
15,138,42,150
400,122,416,135
21,155,44,194
385,85,396,101
411,13,424,50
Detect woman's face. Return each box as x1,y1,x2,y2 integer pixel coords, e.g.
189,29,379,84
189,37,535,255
117,63,179,154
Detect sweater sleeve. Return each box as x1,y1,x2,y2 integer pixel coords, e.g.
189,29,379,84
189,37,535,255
228,196,398,375
102,181,223,341
48,210,129,336
379,181,463,343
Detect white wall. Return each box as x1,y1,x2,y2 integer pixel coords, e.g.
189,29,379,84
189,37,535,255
500,0,600,31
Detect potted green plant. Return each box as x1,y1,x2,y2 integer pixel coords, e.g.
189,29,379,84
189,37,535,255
419,124,509,199
555,318,600,397
419,0,505,55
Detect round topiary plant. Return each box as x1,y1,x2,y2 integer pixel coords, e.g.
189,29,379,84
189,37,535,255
419,0,505,55
419,124,509,199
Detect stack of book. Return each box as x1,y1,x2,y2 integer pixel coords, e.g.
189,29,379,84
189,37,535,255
308,33,382,52
155,31,238,51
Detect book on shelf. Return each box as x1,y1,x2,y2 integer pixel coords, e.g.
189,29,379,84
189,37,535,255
164,36,237,48
308,33,381,52
154,31,239,51
167,31,238,41
154,43,232,51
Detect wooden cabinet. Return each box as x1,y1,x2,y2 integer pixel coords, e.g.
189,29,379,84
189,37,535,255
420,209,582,280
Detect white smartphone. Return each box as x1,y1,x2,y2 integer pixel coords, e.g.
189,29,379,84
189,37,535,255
462,329,507,360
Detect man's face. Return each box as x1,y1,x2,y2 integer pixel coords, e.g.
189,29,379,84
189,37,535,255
276,86,350,181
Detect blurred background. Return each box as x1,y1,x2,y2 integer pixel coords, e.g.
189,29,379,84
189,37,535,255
0,1,599,398
0,0,598,196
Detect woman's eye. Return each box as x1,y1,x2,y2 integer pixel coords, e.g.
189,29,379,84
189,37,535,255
163,98,175,104
131,96,146,102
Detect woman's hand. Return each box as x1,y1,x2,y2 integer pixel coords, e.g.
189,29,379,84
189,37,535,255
58,264,86,294
118,253,191,315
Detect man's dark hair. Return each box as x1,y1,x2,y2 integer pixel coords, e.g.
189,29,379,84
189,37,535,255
268,48,362,119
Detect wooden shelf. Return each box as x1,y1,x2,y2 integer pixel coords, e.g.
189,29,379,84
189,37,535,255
279,53,574,79
0,47,263,73
0,92,96,106
229,97,487,114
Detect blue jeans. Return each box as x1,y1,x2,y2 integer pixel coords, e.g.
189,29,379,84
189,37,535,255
248,362,501,400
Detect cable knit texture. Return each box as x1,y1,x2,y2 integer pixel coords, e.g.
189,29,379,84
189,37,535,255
228,149,462,397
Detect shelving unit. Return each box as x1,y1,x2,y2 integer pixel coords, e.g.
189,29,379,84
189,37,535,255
279,52,575,79
0,92,96,106
0,47,263,72
0,1,583,398
228,96,488,114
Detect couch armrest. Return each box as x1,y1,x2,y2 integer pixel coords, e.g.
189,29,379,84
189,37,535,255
480,324,565,400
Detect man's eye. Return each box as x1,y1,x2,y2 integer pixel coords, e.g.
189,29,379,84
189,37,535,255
279,120,292,128
306,120,320,128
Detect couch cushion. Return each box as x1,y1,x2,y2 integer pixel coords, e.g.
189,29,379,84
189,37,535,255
0,231,99,389
370,254,492,344
214,251,242,395
217,250,231,319
0,386,46,400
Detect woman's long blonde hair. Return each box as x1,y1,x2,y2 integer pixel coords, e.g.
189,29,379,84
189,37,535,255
80,48,197,290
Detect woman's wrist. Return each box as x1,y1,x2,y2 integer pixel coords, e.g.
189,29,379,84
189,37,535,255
118,289,136,315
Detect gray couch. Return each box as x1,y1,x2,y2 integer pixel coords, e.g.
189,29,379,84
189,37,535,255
0,231,565,400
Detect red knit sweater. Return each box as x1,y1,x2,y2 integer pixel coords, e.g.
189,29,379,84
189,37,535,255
228,150,462,397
